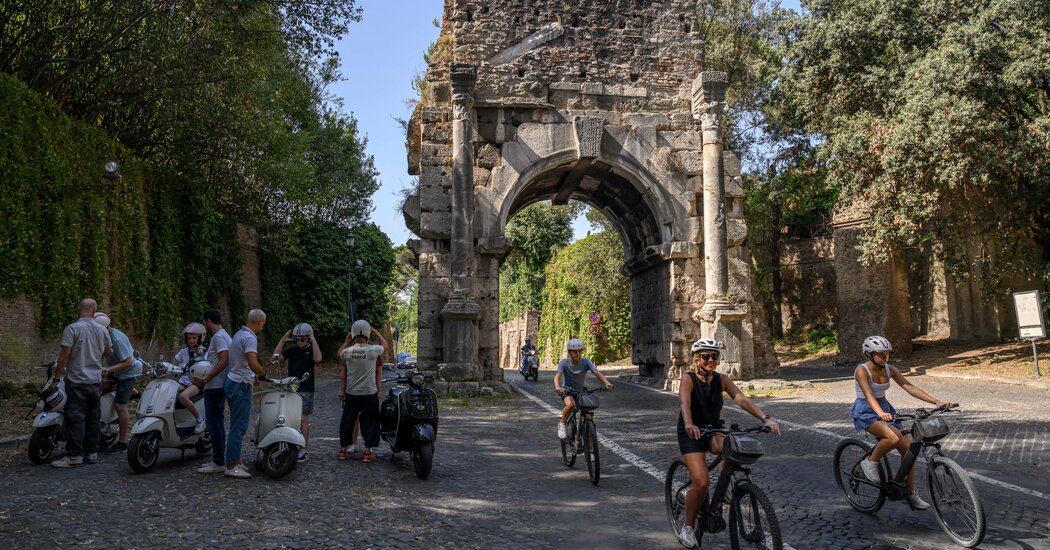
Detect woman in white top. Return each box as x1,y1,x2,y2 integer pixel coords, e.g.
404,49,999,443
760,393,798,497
851,335,950,510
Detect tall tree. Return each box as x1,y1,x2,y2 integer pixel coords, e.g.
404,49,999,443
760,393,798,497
498,202,576,321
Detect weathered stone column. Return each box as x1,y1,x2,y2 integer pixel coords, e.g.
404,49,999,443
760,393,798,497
440,63,483,382
692,71,747,378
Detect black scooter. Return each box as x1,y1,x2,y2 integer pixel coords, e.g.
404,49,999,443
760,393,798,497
519,348,539,381
380,367,439,479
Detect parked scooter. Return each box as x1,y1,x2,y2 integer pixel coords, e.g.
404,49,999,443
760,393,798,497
127,357,211,473
251,373,308,479
379,366,439,479
519,349,539,381
28,360,120,464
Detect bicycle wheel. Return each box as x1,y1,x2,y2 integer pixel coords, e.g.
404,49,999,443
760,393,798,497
833,438,886,514
665,460,704,547
927,455,985,547
561,418,577,468
729,482,783,550
583,420,600,485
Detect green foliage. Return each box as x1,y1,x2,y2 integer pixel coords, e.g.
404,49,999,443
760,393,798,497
387,245,419,356
499,202,575,321
778,0,1050,283
349,224,396,328
537,232,631,365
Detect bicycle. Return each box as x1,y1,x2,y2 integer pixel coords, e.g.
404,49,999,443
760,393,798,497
665,424,783,549
833,404,985,548
558,386,607,485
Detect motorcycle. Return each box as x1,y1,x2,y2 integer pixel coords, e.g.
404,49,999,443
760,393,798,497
380,367,439,479
27,361,120,464
250,373,308,479
127,358,212,473
519,348,539,381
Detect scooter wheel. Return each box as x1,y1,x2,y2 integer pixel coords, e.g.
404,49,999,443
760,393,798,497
28,426,59,465
258,442,297,479
412,441,435,480
128,431,160,473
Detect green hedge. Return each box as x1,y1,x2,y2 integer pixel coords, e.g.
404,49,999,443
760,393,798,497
0,73,243,339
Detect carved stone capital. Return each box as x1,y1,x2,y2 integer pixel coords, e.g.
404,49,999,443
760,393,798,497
450,63,477,95
691,71,728,111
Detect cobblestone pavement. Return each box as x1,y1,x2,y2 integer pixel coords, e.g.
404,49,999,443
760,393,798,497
0,368,1045,549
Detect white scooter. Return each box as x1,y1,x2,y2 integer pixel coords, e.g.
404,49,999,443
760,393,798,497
251,373,308,479
127,358,212,473
28,361,119,464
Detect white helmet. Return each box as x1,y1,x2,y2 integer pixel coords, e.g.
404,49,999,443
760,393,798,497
92,312,111,328
292,323,313,338
351,320,371,339
690,338,721,355
567,338,585,351
862,335,892,359
184,322,206,345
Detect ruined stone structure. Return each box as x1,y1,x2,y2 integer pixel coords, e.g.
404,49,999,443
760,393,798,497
403,0,778,389
498,310,540,371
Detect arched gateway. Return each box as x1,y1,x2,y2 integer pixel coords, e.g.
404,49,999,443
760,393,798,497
402,0,777,392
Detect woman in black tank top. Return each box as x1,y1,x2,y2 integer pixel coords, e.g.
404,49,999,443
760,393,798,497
674,339,782,548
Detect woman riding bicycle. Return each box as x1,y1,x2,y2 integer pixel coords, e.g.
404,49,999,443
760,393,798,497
676,338,780,548
851,335,951,510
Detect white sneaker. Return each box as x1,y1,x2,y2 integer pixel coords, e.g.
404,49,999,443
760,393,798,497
347,444,359,454
194,417,206,434
860,459,881,482
677,525,698,548
223,465,252,479
557,422,567,439
197,462,225,474
51,455,84,468
907,493,931,510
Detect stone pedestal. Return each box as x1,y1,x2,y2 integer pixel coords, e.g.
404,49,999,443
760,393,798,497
439,289,482,381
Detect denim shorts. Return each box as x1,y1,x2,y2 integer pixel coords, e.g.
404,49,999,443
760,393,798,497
113,377,137,405
850,398,902,431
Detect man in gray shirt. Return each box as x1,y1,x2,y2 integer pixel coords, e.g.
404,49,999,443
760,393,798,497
51,298,112,467
196,308,232,473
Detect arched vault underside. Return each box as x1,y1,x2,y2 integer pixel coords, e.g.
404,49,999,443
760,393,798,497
401,0,778,391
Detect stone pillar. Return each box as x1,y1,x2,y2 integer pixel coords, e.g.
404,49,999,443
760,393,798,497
440,63,483,382
692,71,747,378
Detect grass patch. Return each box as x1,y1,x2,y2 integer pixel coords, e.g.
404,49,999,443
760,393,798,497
441,392,513,409
777,324,839,361
742,384,823,399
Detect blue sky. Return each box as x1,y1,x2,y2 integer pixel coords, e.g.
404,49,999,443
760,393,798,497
331,0,803,246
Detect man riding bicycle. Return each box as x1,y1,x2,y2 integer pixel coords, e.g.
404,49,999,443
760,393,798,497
553,338,613,440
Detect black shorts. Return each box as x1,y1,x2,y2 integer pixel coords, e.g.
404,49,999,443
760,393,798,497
113,378,136,405
677,425,714,455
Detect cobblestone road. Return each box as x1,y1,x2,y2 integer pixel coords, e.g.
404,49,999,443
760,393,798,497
0,367,1046,549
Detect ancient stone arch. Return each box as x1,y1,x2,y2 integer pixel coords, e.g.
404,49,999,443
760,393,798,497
403,0,777,391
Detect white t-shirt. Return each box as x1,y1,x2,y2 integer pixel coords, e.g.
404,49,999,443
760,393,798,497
174,346,206,386
205,328,232,390
339,344,385,396
226,326,259,384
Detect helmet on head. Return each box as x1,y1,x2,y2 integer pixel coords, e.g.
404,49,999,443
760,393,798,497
38,385,65,412
690,338,721,355
862,336,892,359
183,322,206,345
292,323,313,338
92,312,111,328
567,338,585,351
351,320,371,339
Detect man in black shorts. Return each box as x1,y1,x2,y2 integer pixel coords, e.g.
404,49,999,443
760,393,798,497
271,322,320,462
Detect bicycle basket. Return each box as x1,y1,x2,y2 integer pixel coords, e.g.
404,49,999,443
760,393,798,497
575,393,600,410
724,435,764,465
912,416,950,442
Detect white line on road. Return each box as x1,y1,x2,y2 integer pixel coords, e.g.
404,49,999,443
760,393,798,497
618,379,1050,502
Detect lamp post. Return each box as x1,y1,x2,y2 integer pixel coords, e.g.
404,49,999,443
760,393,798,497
345,229,364,329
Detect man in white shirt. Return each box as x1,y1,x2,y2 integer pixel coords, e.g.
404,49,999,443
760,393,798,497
196,308,232,473
337,320,386,463
220,309,268,479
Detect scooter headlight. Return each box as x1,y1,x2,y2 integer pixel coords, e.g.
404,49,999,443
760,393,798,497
410,372,425,386
276,415,286,426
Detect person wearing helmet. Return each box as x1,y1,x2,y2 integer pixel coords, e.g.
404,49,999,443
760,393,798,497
271,322,321,462
553,338,613,440
175,322,209,434
94,312,143,455
675,337,781,548
337,320,387,463
851,336,950,511
50,298,112,468
520,337,537,373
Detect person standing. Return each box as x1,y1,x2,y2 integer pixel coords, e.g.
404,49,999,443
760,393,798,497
222,309,268,479
196,309,232,474
337,320,386,463
93,312,142,455
271,322,321,462
51,298,112,468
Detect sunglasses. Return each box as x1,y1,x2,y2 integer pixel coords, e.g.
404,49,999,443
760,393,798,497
698,354,720,361
295,337,309,342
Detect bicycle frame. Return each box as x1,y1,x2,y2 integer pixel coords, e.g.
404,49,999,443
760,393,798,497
864,406,954,500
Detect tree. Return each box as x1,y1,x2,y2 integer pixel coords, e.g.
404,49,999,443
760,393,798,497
777,0,1050,285
499,202,575,321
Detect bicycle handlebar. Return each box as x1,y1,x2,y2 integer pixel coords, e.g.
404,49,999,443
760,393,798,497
698,424,771,437
893,403,959,421
559,386,608,396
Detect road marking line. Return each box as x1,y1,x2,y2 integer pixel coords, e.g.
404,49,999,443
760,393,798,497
517,386,798,550
618,378,1050,502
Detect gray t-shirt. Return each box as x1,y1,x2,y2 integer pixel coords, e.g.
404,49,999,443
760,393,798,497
60,317,112,385
339,344,384,396
226,326,259,384
557,357,597,392
205,328,232,390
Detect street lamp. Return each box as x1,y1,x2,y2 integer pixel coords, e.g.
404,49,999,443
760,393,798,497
346,230,365,328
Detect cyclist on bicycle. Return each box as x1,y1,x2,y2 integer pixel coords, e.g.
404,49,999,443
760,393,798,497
553,338,613,439
851,335,951,510
676,338,780,548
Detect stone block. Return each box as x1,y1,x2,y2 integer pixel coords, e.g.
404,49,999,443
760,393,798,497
727,219,747,247
581,82,604,95
473,166,492,188
674,150,704,176
723,151,741,178
421,107,449,123
428,81,450,105
420,167,451,188
658,130,703,150
423,123,451,143
550,82,581,91
421,143,452,160
624,113,672,130
418,250,450,278
515,122,575,159
573,116,605,159
476,144,501,169
419,212,452,239
420,185,450,212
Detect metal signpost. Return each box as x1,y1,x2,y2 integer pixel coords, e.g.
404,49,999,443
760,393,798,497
1012,290,1045,379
